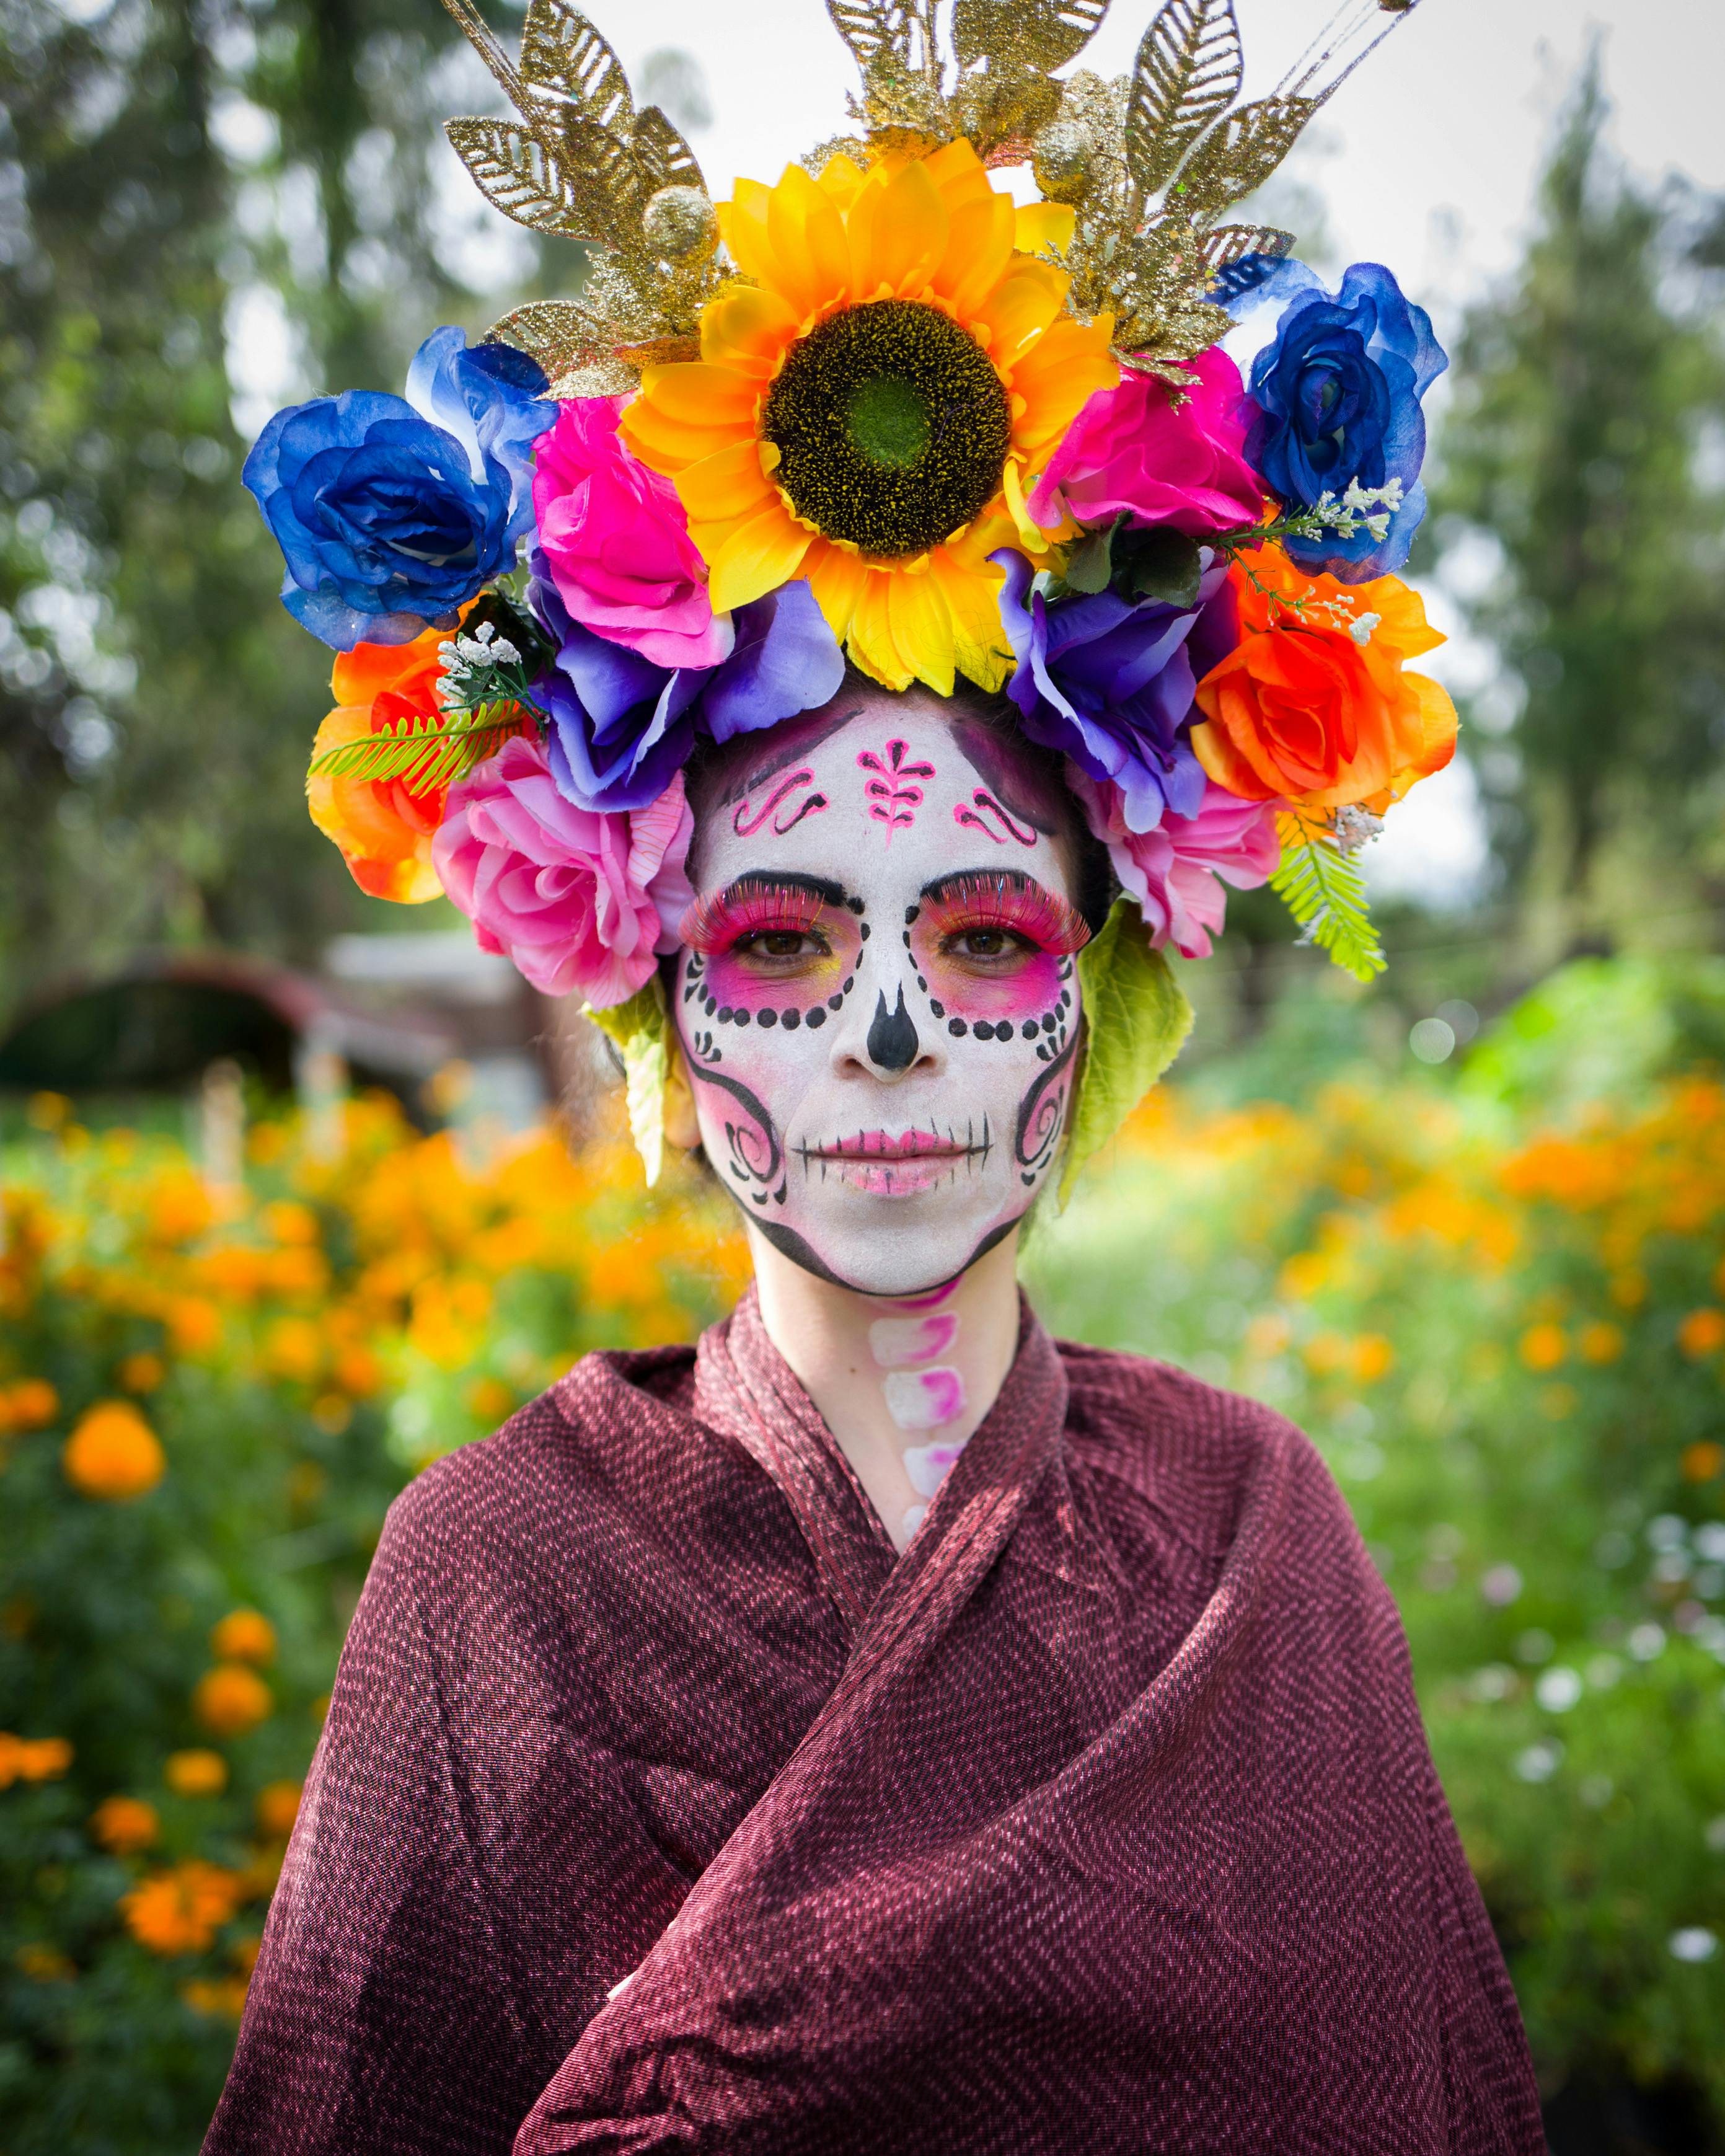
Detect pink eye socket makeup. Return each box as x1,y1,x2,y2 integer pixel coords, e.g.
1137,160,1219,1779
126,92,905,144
910,871,1088,1028
680,872,861,1015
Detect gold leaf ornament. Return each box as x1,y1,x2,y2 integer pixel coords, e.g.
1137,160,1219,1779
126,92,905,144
1124,0,1242,195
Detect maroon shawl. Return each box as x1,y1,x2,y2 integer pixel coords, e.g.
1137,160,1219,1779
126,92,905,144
203,1292,1541,2154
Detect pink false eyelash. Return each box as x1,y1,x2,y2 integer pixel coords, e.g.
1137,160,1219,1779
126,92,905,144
679,877,831,955
920,875,1091,956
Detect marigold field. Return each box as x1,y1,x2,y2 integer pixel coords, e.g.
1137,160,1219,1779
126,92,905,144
2,964,1724,2151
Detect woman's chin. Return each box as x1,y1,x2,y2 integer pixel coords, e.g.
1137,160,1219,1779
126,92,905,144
752,1188,1028,1297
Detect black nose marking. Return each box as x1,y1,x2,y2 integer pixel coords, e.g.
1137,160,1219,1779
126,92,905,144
866,987,919,1073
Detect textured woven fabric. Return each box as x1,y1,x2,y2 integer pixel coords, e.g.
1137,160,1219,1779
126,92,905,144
203,1291,1542,2155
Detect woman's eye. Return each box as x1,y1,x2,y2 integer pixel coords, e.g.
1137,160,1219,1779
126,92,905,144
738,929,826,961
945,926,1026,962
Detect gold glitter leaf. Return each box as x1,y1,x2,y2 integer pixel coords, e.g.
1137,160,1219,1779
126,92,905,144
1171,94,1318,216
631,105,705,195
1199,221,1294,272
826,0,917,69
519,0,633,133
483,301,613,382
444,118,586,236
951,0,1110,73
1126,0,1242,195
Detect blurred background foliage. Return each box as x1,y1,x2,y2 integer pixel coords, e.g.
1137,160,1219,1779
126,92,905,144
4,0,1725,2150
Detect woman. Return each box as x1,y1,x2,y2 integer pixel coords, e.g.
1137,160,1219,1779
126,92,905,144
210,1,1543,2147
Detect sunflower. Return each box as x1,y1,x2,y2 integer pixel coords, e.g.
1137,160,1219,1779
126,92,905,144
620,142,1118,696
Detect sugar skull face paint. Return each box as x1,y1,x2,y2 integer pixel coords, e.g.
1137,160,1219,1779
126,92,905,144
674,695,1089,1295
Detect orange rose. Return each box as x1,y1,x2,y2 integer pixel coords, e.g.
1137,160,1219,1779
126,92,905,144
306,622,459,904
1191,546,1457,812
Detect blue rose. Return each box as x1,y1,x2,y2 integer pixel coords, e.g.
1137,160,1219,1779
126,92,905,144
1245,262,1447,584
526,562,844,813
242,328,554,650
996,550,1238,834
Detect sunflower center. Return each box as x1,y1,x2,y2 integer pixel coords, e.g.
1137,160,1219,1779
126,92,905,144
762,299,1012,559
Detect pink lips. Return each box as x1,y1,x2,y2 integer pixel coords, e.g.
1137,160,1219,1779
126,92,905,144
804,1129,981,1196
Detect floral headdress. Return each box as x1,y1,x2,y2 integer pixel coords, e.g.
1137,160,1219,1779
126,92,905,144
247,0,1453,1184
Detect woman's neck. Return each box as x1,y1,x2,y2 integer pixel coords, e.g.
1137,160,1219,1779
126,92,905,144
747,1231,1023,1553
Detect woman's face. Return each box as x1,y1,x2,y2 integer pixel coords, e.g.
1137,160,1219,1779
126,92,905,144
673,691,1088,1296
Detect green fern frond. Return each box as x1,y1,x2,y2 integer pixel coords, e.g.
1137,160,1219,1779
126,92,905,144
1271,811,1386,983
306,702,532,795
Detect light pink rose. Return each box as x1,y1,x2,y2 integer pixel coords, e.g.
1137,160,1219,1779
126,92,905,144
433,733,694,1007
1069,767,1281,961
532,397,733,669
1029,347,1264,539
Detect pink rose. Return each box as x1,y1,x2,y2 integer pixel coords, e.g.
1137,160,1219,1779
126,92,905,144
1030,347,1263,539
532,397,733,669
433,733,694,1007
1069,767,1281,961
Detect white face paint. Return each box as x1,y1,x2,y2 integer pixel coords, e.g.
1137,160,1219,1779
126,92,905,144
673,693,1089,1296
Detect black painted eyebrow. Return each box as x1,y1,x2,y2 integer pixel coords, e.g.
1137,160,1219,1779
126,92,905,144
723,870,849,908
919,868,1051,903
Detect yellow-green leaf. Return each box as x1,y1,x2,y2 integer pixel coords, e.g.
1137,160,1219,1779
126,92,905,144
1060,898,1194,1203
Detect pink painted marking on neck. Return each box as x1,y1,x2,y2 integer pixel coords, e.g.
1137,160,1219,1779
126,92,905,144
888,1276,960,1311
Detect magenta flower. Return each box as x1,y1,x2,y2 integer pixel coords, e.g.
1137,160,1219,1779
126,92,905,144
1068,768,1281,961
1029,347,1263,539
531,397,733,670
433,734,693,1007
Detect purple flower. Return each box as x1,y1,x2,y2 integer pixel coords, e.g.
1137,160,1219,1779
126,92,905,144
526,563,845,813
995,551,1240,835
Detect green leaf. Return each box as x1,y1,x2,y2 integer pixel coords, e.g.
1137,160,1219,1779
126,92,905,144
1062,515,1124,594
1061,898,1194,1202
306,704,528,794
585,976,668,1186
1269,811,1387,983
1120,524,1204,606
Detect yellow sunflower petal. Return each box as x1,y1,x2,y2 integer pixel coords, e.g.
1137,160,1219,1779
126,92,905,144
705,499,813,614
765,163,854,319
622,363,762,474
720,177,783,291
1000,457,1051,554
973,258,1069,366
1015,202,1075,256
847,572,915,692
1005,315,1119,457
815,152,869,213
674,440,777,524
848,157,947,301
936,192,1018,321
887,560,955,697
701,285,801,378
929,546,1013,693
804,541,868,649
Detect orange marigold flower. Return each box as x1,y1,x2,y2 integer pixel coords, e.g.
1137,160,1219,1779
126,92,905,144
15,1942,75,1982
210,1610,277,1666
181,1974,250,2017
0,1733,73,1786
122,1862,244,1956
1519,1323,1568,1374
255,1779,304,1838
1302,1330,1351,1376
1351,1334,1396,1384
193,1664,273,1739
1677,1308,1725,1359
1190,546,1457,811
1681,1441,1725,1483
165,1749,229,1797
307,618,500,905
1578,1322,1625,1366
90,1795,161,1854
1,1377,60,1429
117,1353,165,1394
63,1400,165,1501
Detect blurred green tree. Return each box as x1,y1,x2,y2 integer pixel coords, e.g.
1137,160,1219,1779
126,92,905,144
0,0,570,1021
1429,56,1725,960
